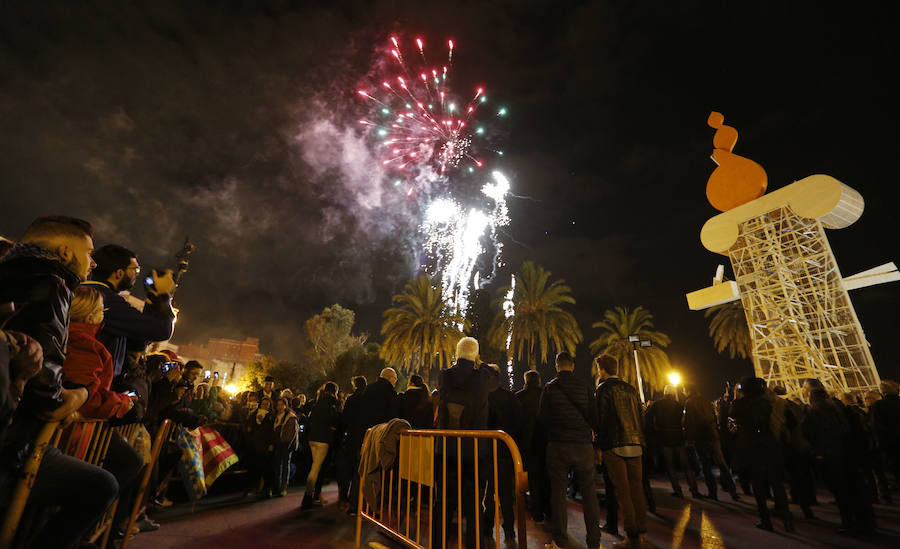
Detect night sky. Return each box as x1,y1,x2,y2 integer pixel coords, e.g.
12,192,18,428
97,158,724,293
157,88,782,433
1,1,898,397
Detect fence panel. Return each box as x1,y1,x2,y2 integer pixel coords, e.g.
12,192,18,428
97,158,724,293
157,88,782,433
355,428,528,549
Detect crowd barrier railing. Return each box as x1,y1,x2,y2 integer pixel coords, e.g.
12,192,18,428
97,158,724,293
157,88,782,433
119,419,174,549
355,428,528,549
0,421,60,549
1,417,175,549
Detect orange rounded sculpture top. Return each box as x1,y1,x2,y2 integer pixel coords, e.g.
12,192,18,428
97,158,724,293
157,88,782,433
706,112,768,212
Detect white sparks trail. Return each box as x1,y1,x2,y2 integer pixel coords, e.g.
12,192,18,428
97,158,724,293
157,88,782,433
423,170,511,315
502,273,516,386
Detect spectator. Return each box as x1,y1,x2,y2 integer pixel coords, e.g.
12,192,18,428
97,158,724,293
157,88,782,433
594,354,647,549
302,381,340,509
60,285,146,538
539,352,601,549
872,380,900,489
683,384,738,501
863,389,893,503
730,377,793,533
646,385,700,499
362,367,399,426
0,216,119,549
248,396,277,497
486,380,524,547
257,375,278,403
399,374,433,428
82,244,175,377
339,375,367,512
517,369,550,523
433,337,500,549
273,396,300,497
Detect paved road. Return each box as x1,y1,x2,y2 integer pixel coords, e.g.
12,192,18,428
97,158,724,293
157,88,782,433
132,479,900,549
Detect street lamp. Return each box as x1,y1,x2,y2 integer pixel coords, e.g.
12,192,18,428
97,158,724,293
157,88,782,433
668,371,681,387
629,335,651,404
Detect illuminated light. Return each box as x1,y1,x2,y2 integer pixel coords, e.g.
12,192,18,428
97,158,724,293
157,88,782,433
475,87,483,96
416,38,424,51
376,129,388,136
406,103,412,109
467,106,474,113
421,73,427,81
668,372,682,387
448,39,454,50
448,103,457,112
381,108,390,115
224,383,238,395
391,36,399,48
468,167,475,173
476,127,485,135
700,511,725,549
391,49,400,59
480,96,487,103
394,180,402,186
357,90,369,97
497,150,504,156
475,160,483,167
383,81,391,88
498,107,507,116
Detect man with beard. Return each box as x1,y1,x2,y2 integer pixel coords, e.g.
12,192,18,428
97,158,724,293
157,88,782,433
82,244,176,377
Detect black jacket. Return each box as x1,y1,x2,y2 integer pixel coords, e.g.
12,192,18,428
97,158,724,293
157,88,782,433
81,280,175,378
0,246,82,414
595,377,644,451
436,359,499,431
341,386,368,447
801,400,847,465
516,383,544,455
489,386,523,458
683,394,718,443
399,386,433,428
729,394,777,458
361,377,399,428
539,370,597,445
872,395,900,452
645,395,686,447
308,393,340,443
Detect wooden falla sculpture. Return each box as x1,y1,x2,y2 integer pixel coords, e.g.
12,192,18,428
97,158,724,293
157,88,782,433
687,112,898,399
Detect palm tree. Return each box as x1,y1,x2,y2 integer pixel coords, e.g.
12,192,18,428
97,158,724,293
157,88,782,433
705,301,752,359
380,275,468,381
590,306,671,393
489,261,583,370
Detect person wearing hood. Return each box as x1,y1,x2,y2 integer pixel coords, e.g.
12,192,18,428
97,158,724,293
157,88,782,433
0,216,119,549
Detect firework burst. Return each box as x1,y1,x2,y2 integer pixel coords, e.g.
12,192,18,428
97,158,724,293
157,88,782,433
357,36,505,192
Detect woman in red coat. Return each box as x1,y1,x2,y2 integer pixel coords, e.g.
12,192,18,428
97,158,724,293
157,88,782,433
62,286,134,419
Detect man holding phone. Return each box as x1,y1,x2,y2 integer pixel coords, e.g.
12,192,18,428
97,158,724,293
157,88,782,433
82,244,176,377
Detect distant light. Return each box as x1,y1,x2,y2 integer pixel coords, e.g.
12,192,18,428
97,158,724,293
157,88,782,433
406,103,412,109
394,180,402,186
449,103,457,112
480,96,487,103
668,372,681,387
224,383,238,394
498,107,507,116
497,150,504,156
377,129,388,137
628,335,641,343
381,108,390,115
476,127,485,135
468,167,475,173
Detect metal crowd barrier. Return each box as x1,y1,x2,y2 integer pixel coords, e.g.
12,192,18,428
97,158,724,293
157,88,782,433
355,428,528,549
0,418,174,549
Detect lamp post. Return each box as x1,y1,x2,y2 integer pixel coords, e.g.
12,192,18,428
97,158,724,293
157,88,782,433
628,335,652,404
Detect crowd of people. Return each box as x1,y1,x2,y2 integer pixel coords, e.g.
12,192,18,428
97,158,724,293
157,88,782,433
1,216,898,549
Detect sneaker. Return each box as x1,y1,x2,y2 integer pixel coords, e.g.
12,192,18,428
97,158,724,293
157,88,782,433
137,516,161,532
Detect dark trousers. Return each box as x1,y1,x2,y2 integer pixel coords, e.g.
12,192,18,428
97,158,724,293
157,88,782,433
28,446,119,549
483,454,516,539
104,431,145,528
524,445,550,520
432,457,485,549
693,440,735,498
599,464,617,528
786,451,817,509
546,442,601,549
661,445,698,495
339,439,363,504
749,455,789,524
603,450,647,538
274,449,293,495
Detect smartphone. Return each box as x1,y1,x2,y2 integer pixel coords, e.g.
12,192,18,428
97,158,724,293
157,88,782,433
145,275,156,289
124,390,137,397
214,372,219,379
160,361,177,373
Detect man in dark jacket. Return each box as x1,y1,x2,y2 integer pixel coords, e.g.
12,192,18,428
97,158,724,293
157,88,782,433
872,380,900,488
683,384,737,500
730,377,793,533
433,337,500,549
485,383,524,546
339,375,367,511
540,352,601,549
595,354,647,549
399,374,434,428
517,370,549,522
82,244,175,377
362,368,400,426
0,216,120,549
646,385,700,498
